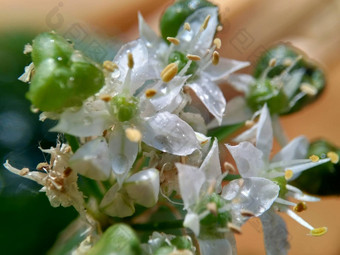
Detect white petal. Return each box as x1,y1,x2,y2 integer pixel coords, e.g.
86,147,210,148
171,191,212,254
272,136,309,162
226,142,265,178
124,168,160,207
178,7,218,54
204,58,250,82
260,209,290,255
142,112,199,156
100,183,135,217
69,137,111,180
208,97,252,128
200,138,221,182
256,104,273,160
138,12,162,49
176,163,205,209
288,158,330,180
149,76,188,112
222,177,279,221
109,127,138,186
184,212,200,236
233,122,258,143
18,62,34,82
198,238,233,255
225,74,255,93
188,77,226,124
50,100,112,137
282,69,305,99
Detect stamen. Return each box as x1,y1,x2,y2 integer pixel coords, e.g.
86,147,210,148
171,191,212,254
207,202,217,215
240,209,255,217
145,89,157,98
285,169,294,180
63,167,72,177
100,94,112,102
167,37,180,45
283,58,293,66
245,120,255,127
127,52,134,69
19,168,29,176
269,58,277,67
200,15,211,31
213,38,222,49
309,155,320,162
327,151,339,164
223,162,236,174
103,61,118,72
125,128,142,143
293,202,307,212
161,62,178,82
212,51,220,65
207,180,216,195
310,227,328,236
184,22,191,31
186,54,201,61
227,222,242,234
300,83,317,96
217,25,223,32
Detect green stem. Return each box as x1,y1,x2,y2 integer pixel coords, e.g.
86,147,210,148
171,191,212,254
64,134,80,152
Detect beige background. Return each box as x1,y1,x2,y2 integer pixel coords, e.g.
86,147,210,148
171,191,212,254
1,0,339,254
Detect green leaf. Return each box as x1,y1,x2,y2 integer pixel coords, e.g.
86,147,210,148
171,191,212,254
87,224,141,255
207,122,244,141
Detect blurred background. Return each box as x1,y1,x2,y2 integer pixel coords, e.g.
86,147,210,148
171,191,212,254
0,0,339,254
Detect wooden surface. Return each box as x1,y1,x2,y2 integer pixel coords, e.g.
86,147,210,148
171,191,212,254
1,0,340,254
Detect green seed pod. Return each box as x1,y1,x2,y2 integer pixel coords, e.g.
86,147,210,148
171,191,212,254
26,32,104,112
110,95,139,122
168,50,198,75
249,44,325,115
160,0,217,41
292,140,340,195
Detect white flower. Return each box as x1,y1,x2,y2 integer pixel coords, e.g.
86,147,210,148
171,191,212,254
226,104,329,254
139,7,249,124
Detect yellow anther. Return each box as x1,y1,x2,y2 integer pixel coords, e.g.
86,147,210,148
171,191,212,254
207,202,217,215
145,89,157,98
285,169,294,180
283,58,293,66
240,209,255,217
310,227,328,236
269,58,277,67
19,168,29,176
103,60,118,72
127,52,134,69
167,37,180,45
99,94,112,102
200,15,211,31
213,38,222,49
212,51,220,65
300,83,317,96
161,62,178,82
125,128,142,143
293,202,307,212
217,25,223,32
245,120,255,127
224,161,237,174
327,151,339,164
186,54,201,61
309,155,320,162
227,222,242,234
184,22,191,31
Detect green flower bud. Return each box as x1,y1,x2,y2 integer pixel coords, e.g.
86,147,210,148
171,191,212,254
292,140,340,195
160,0,217,41
249,44,325,115
87,224,141,255
26,32,104,112
170,236,193,250
110,95,139,122
168,51,198,75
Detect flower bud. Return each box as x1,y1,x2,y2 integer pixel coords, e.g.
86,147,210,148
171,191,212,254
110,95,139,122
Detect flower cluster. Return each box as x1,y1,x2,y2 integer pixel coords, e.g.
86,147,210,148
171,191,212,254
4,1,335,254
